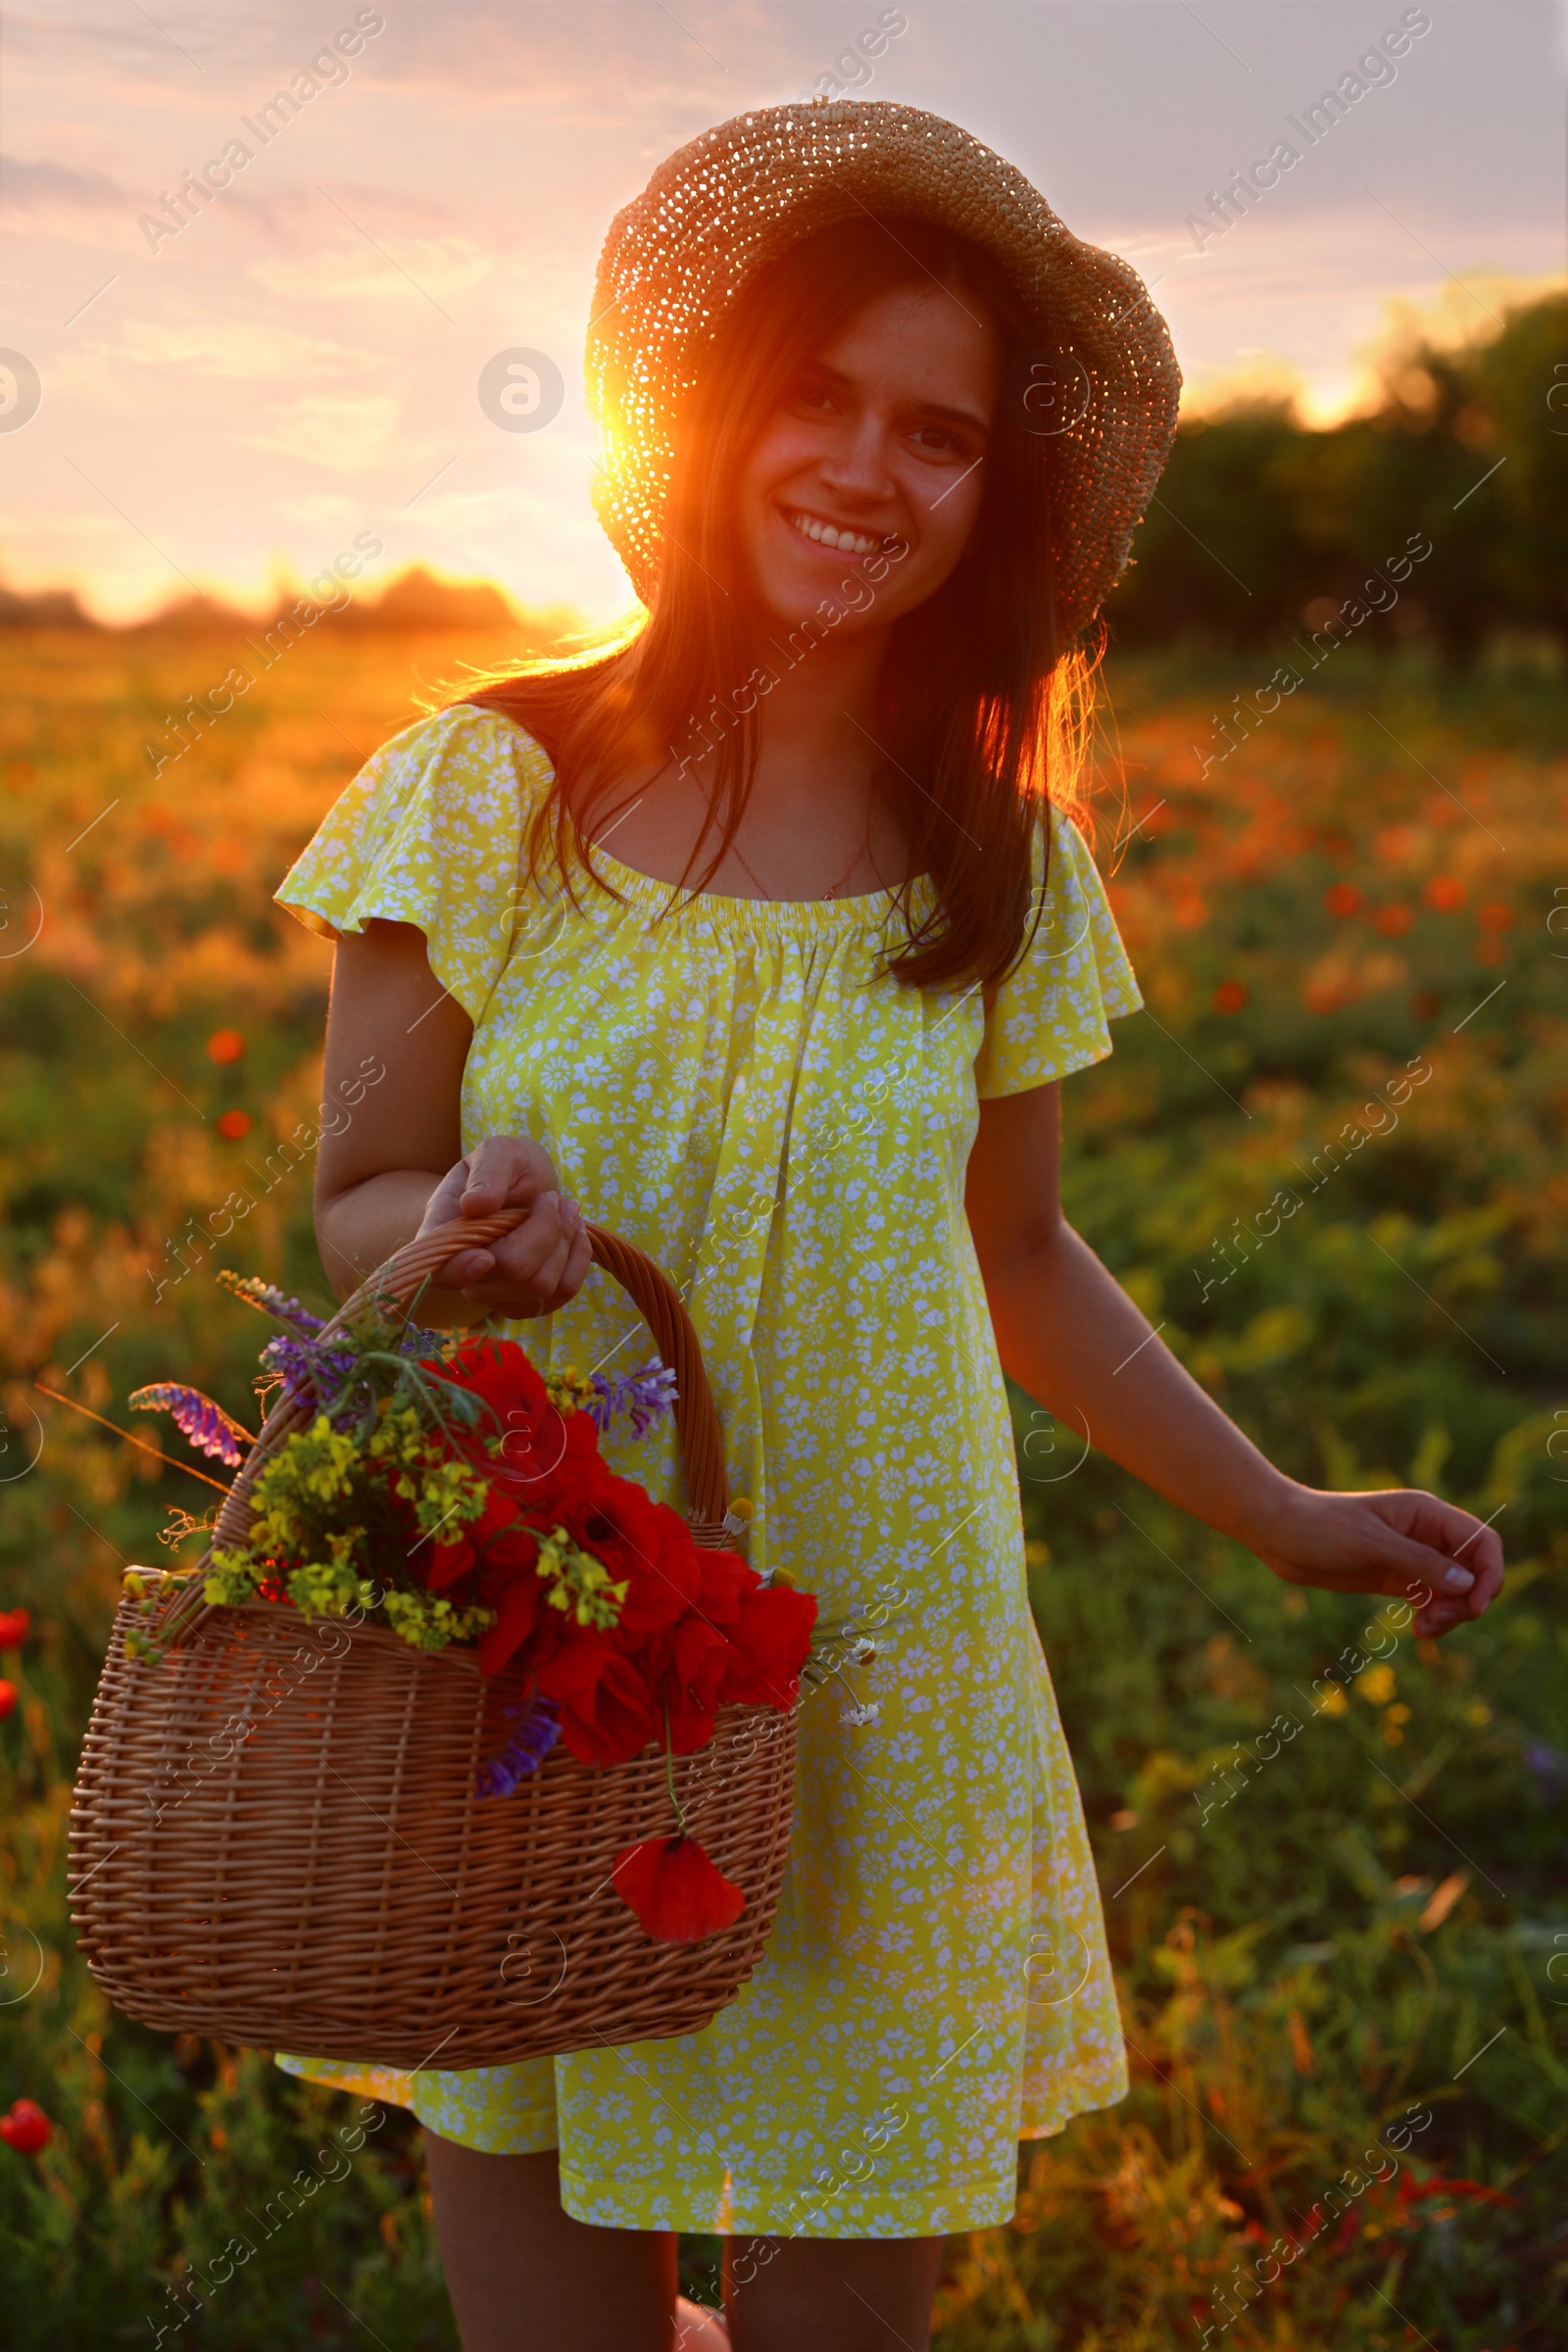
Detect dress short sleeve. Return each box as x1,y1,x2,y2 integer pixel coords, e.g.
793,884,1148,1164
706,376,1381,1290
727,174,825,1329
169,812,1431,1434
972,809,1142,1100
273,705,551,1027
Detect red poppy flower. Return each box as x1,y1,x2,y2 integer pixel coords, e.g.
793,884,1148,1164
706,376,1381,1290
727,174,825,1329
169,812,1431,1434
1423,875,1465,911
587,1486,704,1636
538,1640,659,1765
475,1565,545,1676
0,1681,17,1723
612,1836,745,1942
432,1341,574,1489
0,2099,52,2154
694,1546,754,1626
0,1608,28,1649
425,1479,536,1596
720,1585,818,1708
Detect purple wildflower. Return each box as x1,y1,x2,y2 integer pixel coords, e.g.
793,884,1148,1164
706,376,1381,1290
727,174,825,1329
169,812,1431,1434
475,1696,562,1798
217,1270,327,1338
128,1384,254,1467
258,1335,359,1415
587,1360,678,1438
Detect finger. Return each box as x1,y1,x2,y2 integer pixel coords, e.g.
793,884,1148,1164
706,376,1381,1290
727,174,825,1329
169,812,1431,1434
458,1141,524,1210
1362,1517,1480,1603
437,1247,495,1289
468,1195,569,1305
462,1135,558,1210
416,1158,472,1233
523,1216,575,1305
499,1191,568,1263
1414,1594,1472,1639
1390,1491,1505,1580
1450,1524,1505,1618
1377,1492,1511,1619
466,1200,591,1318
558,1218,594,1296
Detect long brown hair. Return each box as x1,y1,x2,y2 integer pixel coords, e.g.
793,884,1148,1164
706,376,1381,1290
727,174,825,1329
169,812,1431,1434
461,214,1101,990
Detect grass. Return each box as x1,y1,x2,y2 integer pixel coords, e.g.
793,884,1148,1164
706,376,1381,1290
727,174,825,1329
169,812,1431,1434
0,620,1563,2346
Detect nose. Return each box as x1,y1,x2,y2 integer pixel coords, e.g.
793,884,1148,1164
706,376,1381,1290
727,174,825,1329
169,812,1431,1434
815,412,897,510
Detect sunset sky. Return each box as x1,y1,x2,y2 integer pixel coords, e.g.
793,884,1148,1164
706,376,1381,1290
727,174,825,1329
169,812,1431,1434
2,0,1561,623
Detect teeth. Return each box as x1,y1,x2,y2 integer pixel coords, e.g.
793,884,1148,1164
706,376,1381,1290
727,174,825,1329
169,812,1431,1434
789,510,880,557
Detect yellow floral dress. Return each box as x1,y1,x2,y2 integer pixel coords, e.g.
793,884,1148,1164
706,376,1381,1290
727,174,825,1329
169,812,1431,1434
270,703,1141,2237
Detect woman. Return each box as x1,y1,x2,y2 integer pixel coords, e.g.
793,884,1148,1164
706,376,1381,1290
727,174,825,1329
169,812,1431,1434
270,101,1502,2352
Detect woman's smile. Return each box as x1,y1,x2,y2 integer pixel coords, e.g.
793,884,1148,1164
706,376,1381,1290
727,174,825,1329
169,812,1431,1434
780,505,899,559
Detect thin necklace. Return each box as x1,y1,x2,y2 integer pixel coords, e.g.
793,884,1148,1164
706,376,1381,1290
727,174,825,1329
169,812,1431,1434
727,825,872,904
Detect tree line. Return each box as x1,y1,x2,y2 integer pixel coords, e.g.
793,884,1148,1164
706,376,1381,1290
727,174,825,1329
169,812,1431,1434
1105,291,1567,660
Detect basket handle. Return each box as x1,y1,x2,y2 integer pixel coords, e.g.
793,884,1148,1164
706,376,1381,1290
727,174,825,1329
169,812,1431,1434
318,1209,730,1532
172,1209,731,1644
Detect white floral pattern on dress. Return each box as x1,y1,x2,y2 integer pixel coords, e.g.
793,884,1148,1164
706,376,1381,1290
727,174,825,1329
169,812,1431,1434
270,705,1142,2237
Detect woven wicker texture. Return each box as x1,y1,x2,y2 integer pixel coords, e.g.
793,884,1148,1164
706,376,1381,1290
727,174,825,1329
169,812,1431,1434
587,97,1182,640
68,1216,795,2067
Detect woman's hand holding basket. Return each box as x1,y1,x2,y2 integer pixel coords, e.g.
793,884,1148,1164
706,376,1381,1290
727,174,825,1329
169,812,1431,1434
417,1134,592,1320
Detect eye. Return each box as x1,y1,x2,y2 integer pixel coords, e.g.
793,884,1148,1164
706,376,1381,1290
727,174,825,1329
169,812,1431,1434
790,377,839,416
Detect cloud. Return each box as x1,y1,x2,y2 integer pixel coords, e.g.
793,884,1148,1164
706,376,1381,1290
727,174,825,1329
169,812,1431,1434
109,316,369,379
232,389,403,470
1,153,129,212
248,234,494,304
46,317,376,420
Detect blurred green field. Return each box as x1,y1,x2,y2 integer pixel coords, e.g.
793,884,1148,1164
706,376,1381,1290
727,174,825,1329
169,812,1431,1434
0,621,1564,2348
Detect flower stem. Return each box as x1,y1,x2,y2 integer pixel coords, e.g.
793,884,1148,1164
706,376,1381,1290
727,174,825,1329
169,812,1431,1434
662,1679,688,1839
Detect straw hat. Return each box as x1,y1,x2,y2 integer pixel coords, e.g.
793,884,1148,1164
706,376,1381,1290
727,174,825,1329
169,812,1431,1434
586,98,1182,644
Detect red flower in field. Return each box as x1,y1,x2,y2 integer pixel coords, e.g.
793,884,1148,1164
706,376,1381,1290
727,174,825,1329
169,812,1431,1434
1211,979,1249,1014
216,1109,251,1141
1478,901,1514,932
1406,2173,1517,2210
1325,882,1362,917
0,2099,51,2155
1423,875,1465,911
1374,903,1413,937
0,1608,28,1649
207,1029,245,1063
612,1837,745,1943
1410,990,1440,1020
0,1681,17,1722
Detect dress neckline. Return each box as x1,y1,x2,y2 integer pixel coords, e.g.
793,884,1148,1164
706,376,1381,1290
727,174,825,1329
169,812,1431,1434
483,704,933,930
583,837,936,932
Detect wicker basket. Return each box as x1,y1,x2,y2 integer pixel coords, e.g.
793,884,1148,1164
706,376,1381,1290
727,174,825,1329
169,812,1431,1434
68,1213,798,2069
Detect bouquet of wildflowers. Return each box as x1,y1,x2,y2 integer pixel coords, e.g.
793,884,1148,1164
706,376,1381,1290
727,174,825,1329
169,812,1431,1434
128,1272,818,1940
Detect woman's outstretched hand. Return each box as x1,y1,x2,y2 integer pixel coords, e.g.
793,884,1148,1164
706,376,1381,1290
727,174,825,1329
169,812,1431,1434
1251,1482,1505,1639
416,1135,593,1320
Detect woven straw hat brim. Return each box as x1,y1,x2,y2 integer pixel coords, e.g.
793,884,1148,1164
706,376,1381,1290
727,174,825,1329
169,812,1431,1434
586,98,1182,643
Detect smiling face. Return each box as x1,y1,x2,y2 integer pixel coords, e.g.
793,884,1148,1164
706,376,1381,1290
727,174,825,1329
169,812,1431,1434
734,281,1004,638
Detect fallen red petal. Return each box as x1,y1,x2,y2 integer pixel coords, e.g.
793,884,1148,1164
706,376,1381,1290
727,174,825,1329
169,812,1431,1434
612,1836,746,1942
